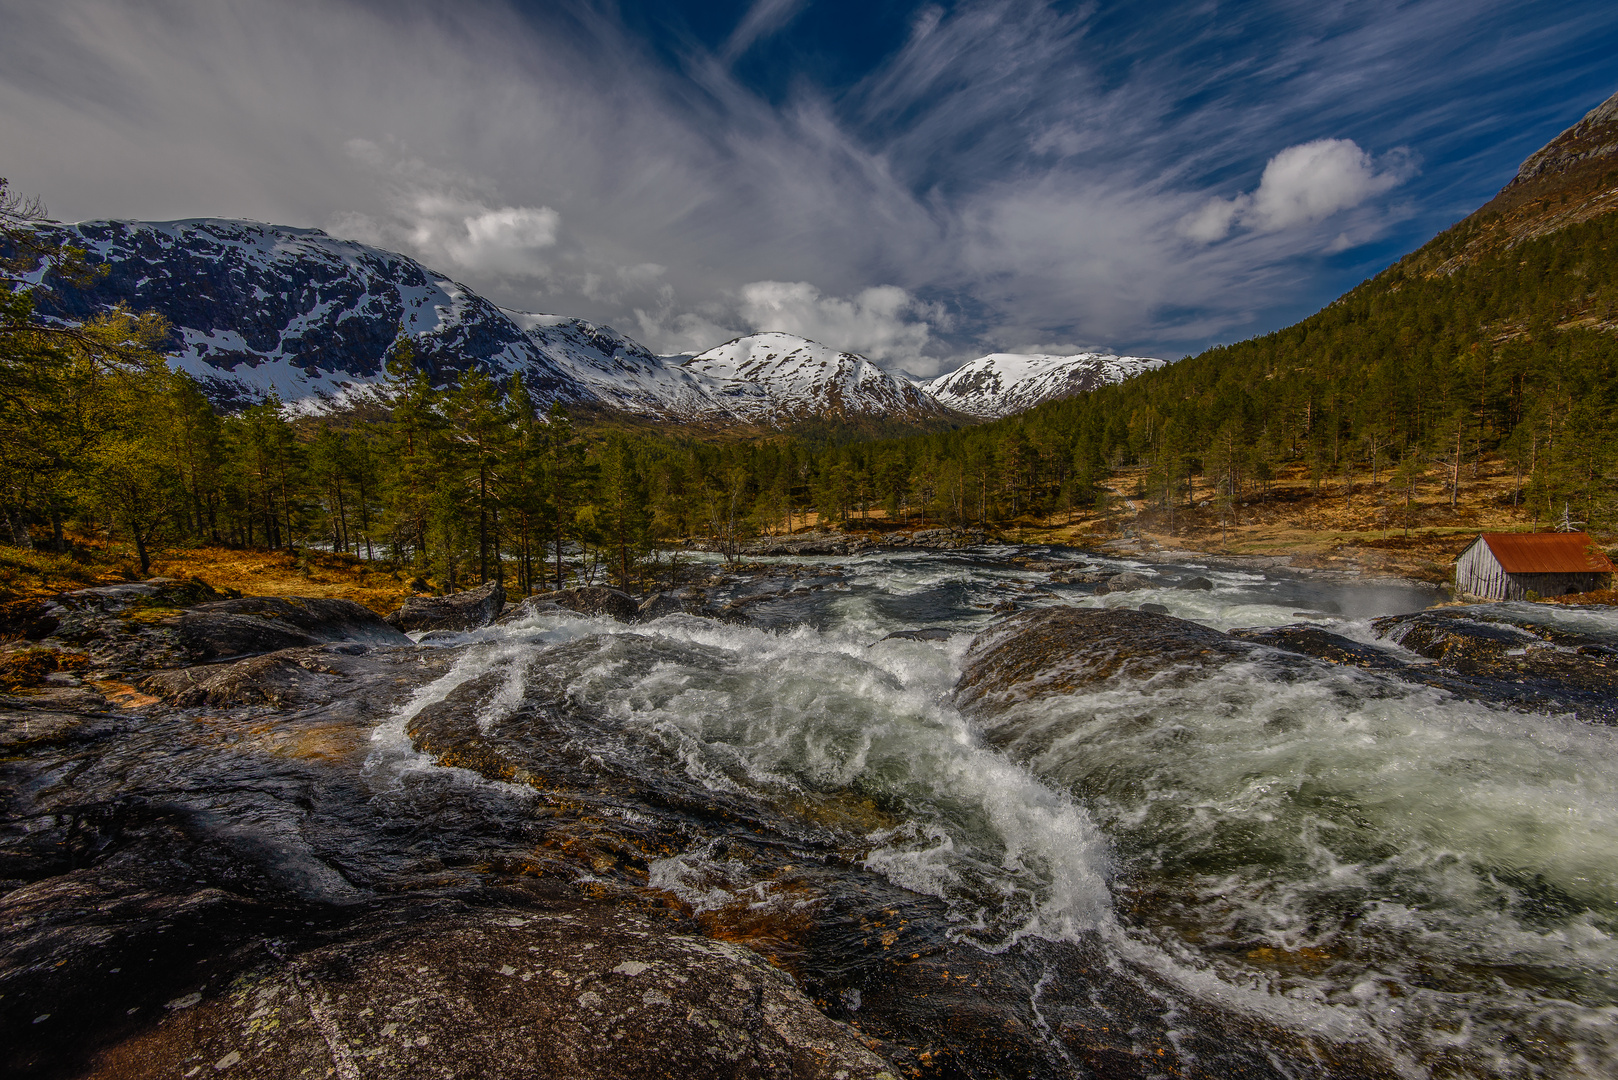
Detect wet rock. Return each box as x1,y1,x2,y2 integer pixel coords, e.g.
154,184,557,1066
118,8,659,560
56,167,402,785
26,581,362,672
1049,569,1110,585
1372,606,1618,722
62,903,896,1080
0,689,120,751
142,646,360,708
903,527,956,548
61,577,225,611
415,629,472,645
955,606,1254,716
1093,571,1153,595
879,628,954,642
385,581,505,633
1138,602,1170,614
1178,575,1215,591
1230,625,1406,670
637,591,688,620
180,597,410,660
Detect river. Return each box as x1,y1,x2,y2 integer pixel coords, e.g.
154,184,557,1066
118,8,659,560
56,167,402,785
366,545,1617,1078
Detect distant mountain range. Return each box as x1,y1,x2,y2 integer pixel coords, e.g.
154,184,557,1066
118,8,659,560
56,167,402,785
15,217,1162,425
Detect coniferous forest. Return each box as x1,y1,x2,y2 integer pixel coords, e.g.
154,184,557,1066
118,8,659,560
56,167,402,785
3,176,1616,598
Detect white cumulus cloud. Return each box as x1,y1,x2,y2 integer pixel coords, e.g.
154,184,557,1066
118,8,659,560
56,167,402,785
1183,138,1412,243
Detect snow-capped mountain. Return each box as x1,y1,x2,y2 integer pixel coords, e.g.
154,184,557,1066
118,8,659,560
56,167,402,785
14,217,1158,425
16,218,580,410
925,351,1165,418
13,218,955,424
681,332,953,424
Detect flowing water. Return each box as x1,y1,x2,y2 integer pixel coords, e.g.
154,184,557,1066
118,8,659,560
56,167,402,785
366,546,1618,1078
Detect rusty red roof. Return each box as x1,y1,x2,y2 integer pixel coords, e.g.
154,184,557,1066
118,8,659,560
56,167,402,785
1473,532,1616,574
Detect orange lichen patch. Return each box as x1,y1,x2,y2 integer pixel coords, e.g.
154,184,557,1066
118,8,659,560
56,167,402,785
694,879,822,974
89,680,161,708
787,791,902,835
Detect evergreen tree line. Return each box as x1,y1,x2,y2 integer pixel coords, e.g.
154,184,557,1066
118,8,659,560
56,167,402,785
5,179,1616,596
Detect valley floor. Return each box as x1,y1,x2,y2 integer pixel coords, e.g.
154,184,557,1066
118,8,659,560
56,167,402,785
3,454,1612,608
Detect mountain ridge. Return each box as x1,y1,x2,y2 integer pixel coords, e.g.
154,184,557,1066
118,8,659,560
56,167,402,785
1424,85,1618,277
12,216,1160,425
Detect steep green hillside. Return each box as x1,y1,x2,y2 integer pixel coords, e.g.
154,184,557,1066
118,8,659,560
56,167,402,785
870,91,1618,531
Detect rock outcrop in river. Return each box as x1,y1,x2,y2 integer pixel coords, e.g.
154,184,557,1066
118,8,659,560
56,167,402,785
955,606,1256,716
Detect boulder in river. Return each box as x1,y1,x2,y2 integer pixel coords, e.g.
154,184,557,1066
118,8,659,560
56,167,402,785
637,590,704,620
27,582,403,672
181,597,410,659
61,902,897,1080
504,586,640,623
955,606,1254,716
1093,571,1153,595
880,627,954,642
142,644,371,707
385,581,506,633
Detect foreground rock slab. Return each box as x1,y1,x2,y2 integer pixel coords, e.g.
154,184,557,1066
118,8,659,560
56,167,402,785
76,903,897,1080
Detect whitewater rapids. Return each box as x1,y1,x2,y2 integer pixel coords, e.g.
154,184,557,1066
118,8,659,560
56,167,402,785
370,547,1618,1078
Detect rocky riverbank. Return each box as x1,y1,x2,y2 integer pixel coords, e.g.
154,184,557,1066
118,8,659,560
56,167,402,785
4,560,1614,1078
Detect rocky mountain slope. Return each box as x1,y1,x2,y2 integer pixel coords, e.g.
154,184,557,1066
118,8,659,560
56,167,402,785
924,351,1165,419
14,216,1159,425
15,218,716,415
1424,85,1618,276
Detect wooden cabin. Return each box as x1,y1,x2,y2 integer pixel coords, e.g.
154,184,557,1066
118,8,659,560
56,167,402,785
1454,532,1614,601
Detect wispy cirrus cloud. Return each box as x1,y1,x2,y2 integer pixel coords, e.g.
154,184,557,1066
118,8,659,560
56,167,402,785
721,0,810,63
0,0,1613,371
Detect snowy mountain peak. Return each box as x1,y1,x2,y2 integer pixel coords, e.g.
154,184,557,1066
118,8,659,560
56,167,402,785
926,351,1165,418
681,333,954,423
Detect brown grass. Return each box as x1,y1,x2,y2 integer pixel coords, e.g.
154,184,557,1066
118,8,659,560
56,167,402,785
146,547,414,615
0,538,414,615
1022,453,1615,585
0,648,90,692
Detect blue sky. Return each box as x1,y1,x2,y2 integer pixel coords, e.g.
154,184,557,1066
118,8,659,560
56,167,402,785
1,1,1615,375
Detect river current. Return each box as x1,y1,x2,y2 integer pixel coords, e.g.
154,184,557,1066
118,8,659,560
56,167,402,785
372,546,1618,1078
